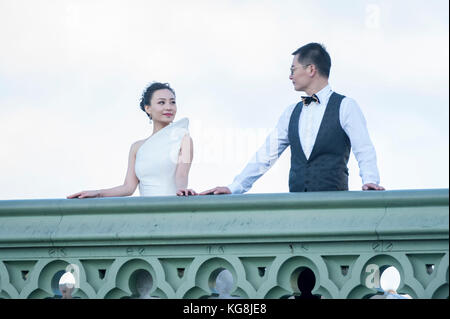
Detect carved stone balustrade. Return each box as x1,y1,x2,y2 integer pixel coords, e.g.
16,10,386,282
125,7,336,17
0,189,448,299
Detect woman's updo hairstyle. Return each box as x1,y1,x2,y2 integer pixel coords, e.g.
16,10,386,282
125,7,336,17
139,82,176,119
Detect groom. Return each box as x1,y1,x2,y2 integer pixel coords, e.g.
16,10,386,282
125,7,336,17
201,43,384,195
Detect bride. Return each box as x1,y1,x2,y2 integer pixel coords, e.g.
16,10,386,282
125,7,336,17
67,82,197,198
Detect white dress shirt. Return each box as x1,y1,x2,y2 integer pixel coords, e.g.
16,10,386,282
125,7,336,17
228,84,380,194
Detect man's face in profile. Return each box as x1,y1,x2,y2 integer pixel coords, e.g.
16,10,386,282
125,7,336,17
289,54,312,92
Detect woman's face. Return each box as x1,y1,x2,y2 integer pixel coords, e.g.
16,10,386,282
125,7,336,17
145,89,177,124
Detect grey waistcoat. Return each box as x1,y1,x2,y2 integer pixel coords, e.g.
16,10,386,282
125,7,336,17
288,92,351,192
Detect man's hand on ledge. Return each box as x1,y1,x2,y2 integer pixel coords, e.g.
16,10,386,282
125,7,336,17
362,183,385,191
199,186,232,195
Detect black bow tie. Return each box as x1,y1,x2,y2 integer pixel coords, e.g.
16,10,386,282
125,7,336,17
301,94,320,106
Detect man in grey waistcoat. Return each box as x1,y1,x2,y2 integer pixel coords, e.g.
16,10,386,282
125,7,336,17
201,43,385,195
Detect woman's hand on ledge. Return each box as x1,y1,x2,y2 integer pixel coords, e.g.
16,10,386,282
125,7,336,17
67,190,101,199
176,189,198,196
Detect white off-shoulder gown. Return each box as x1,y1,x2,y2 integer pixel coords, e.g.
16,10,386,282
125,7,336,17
135,118,189,196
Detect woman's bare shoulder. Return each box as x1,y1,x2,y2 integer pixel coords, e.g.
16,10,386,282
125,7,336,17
181,133,193,142
130,138,148,154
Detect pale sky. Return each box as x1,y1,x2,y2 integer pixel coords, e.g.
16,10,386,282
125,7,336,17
0,0,448,200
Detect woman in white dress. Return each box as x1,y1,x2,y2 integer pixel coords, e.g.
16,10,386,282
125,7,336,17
67,82,197,198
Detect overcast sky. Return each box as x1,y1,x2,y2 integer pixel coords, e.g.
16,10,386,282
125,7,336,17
0,0,448,200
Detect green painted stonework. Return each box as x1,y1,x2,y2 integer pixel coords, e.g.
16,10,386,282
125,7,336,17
0,189,448,299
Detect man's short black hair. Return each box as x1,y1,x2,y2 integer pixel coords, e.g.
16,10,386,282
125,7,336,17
292,43,331,78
